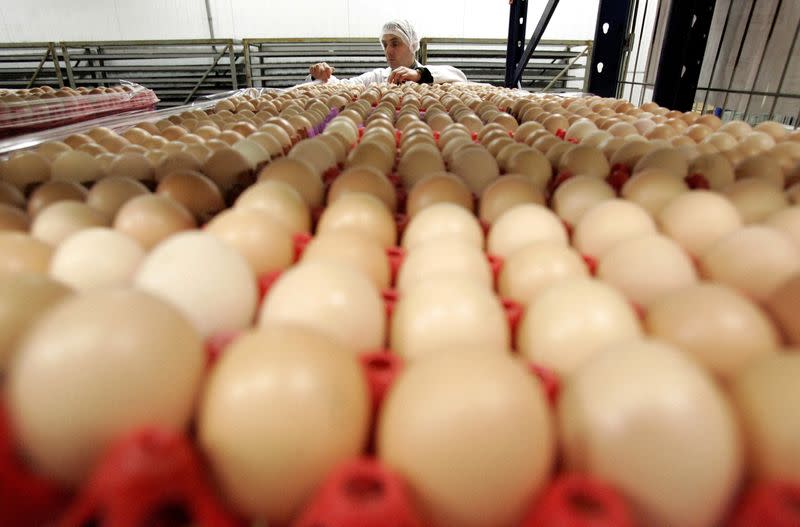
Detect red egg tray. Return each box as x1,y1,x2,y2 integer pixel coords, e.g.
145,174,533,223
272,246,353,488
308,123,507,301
0,83,159,140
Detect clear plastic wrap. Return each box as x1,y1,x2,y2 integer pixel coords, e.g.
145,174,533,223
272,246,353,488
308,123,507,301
0,81,159,140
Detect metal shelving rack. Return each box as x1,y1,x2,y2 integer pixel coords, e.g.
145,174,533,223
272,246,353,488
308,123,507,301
0,42,66,89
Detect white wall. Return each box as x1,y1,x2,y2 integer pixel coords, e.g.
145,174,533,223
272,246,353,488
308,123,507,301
0,0,599,42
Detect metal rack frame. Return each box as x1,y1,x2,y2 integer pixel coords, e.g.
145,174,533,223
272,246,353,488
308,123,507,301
0,42,65,89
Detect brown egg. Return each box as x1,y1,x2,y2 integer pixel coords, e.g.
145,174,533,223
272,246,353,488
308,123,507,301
633,147,688,179
646,283,779,380
397,239,492,293
700,226,800,301
0,152,51,191
404,172,471,217
201,146,255,197
559,339,741,527
657,190,741,257
621,168,689,216
704,131,738,152
0,273,71,372
96,134,129,154
498,242,589,305
248,131,284,159
448,145,500,196
397,145,446,190
287,138,336,178
545,142,576,170
113,194,196,251
512,121,543,143
259,261,384,350
479,175,545,225
517,277,642,375
0,202,29,231
762,273,800,345
488,204,567,259
105,153,154,183
564,119,598,142
504,148,552,191
234,180,311,233
723,178,788,223
607,121,639,137
580,130,613,149
316,192,396,248
731,354,800,484
598,234,698,306
532,134,561,155
328,166,397,212
86,176,150,218
62,133,94,149
695,114,723,130
257,158,324,209
542,114,569,134
199,325,368,525
551,175,616,227
558,145,610,178
302,231,390,290
402,202,484,251
135,232,256,336
688,153,735,190
609,140,656,169
346,141,394,175
735,153,784,187
49,228,145,290
0,180,25,209
7,289,203,485
35,142,71,163
27,181,87,218
156,170,225,224
496,143,529,172
0,233,53,277
154,151,202,183
378,350,552,527
391,276,509,361
31,202,109,246
205,208,293,276
486,136,515,159
572,199,656,258
718,120,752,140
754,121,788,141
765,206,800,250
399,133,436,158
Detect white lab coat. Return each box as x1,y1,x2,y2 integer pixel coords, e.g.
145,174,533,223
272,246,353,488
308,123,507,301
305,61,467,86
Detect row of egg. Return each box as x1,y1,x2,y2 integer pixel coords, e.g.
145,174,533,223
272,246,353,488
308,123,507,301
1,82,800,527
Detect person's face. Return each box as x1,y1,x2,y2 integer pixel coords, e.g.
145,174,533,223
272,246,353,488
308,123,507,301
381,34,415,69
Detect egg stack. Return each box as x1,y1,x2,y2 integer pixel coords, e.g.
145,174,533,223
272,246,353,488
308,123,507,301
0,81,799,527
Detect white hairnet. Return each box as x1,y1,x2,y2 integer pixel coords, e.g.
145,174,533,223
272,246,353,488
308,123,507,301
380,19,420,54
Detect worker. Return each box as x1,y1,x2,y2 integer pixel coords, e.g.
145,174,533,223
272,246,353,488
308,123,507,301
307,19,468,85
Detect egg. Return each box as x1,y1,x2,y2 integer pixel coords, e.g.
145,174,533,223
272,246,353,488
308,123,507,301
233,180,310,234
258,158,324,208
316,192,396,248
397,145,446,190
204,208,294,276
402,202,484,251
199,325,368,525
621,167,689,215
608,140,656,169
86,176,149,219
700,226,800,301
730,354,800,484
505,148,552,190
498,242,589,305
7,289,203,485
154,151,202,183
328,166,397,212
259,261,384,350
134,231,256,337
155,170,225,224
479,175,545,224
30,201,109,246
688,152,735,190
735,153,784,187
723,178,788,223
633,147,688,179
301,230,390,289
657,190,742,257
0,201,28,231
597,234,698,306
113,194,196,250
0,233,53,277
558,145,610,178
551,175,616,226
0,151,51,191
0,180,24,210
378,351,553,527
572,199,656,258
49,228,145,290
390,276,509,360
27,180,88,217
405,172,473,217
645,282,780,380
763,273,800,345
487,204,568,259
347,141,395,175
397,239,492,293
202,146,255,197
559,339,741,527
0,273,72,373
704,131,738,152
517,277,642,375
288,138,337,178
35,142,72,163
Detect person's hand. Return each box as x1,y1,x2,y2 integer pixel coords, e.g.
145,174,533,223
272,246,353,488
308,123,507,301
387,66,421,84
309,62,335,82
